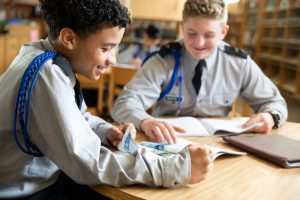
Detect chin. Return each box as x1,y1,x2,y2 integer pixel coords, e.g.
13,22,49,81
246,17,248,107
192,50,210,60
90,75,101,80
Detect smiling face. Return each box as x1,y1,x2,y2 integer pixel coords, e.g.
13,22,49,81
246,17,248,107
182,16,228,60
67,26,125,80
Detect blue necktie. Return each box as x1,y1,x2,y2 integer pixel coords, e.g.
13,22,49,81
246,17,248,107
192,59,206,95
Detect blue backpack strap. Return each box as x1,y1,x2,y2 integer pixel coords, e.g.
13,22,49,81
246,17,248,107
157,42,182,101
13,50,58,157
141,50,159,66
158,50,181,101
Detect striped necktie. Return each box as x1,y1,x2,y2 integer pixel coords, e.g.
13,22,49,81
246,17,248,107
192,59,206,95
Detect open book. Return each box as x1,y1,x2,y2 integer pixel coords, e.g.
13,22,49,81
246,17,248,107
140,138,247,160
117,127,246,160
158,117,263,136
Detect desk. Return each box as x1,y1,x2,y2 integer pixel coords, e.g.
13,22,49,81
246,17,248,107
91,122,300,200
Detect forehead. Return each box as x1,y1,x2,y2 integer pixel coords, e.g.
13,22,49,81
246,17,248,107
183,17,222,31
82,26,125,44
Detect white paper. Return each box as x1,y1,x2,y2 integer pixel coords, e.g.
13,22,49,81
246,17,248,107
158,117,210,136
158,117,263,136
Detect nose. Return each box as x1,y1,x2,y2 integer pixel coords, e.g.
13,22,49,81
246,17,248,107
105,49,116,67
195,36,205,47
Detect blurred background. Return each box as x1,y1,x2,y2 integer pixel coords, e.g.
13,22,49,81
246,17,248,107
1,0,299,122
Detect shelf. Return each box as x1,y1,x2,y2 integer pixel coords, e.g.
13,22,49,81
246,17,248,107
269,72,280,85
240,0,300,102
282,80,297,93
258,53,282,63
247,9,258,15
259,58,281,67
14,0,39,6
260,38,300,46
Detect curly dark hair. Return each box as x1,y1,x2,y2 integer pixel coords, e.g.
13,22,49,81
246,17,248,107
39,0,131,39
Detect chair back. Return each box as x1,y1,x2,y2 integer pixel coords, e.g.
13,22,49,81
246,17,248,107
77,72,109,115
108,66,138,111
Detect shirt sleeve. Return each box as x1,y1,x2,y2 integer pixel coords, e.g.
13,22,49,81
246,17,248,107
81,103,112,146
28,63,190,187
111,55,169,130
240,57,288,124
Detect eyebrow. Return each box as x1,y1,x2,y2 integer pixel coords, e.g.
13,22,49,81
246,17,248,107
101,42,117,47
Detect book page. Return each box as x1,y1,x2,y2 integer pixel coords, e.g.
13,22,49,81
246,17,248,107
200,118,263,136
139,138,246,161
158,117,210,136
207,145,247,160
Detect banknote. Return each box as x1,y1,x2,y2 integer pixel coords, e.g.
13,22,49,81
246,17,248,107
139,141,186,153
140,138,246,161
118,126,138,155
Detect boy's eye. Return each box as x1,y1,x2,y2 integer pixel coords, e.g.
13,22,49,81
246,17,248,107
102,46,115,53
205,33,216,39
188,32,196,36
102,48,109,52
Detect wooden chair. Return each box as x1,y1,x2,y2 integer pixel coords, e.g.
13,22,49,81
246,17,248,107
77,71,110,115
231,98,251,117
107,66,138,112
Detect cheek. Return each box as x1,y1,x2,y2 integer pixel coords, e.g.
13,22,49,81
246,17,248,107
184,36,195,47
205,38,218,48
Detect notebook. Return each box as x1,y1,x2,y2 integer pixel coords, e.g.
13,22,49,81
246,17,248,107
223,134,300,168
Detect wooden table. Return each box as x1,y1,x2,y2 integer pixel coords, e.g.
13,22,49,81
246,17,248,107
91,122,300,200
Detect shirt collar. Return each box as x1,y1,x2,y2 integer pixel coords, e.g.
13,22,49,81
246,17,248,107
42,38,77,87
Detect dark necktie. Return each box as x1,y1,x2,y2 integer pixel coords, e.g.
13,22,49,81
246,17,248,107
192,59,206,95
74,78,83,109
53,55,83,110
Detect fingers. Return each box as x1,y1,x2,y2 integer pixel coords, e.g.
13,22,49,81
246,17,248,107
173,125,186,134
118,123,137,139
145,124,175,144
242,113,273,134
107,123,137,148
242,114,262,128
161,122,178,144
142,118,180,144
107,126,123,147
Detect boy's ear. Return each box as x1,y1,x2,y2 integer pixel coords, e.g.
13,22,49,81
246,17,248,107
58,28,77,50
220,25,229,40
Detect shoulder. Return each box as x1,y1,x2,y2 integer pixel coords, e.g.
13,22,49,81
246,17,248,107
158,42,182,57
218,42,248,59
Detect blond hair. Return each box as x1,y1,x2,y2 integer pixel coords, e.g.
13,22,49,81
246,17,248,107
182,0,228,26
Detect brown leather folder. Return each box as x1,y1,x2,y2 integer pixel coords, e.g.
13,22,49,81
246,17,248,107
223,134,300,168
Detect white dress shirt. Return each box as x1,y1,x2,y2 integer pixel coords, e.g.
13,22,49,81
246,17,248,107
0,38,191,198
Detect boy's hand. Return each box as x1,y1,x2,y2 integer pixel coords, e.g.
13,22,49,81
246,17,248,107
107,123,136,147
141,118,186,144
188,144,212,184
242,113,274,133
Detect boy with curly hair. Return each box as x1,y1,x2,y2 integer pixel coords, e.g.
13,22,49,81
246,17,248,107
0,0,212,199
